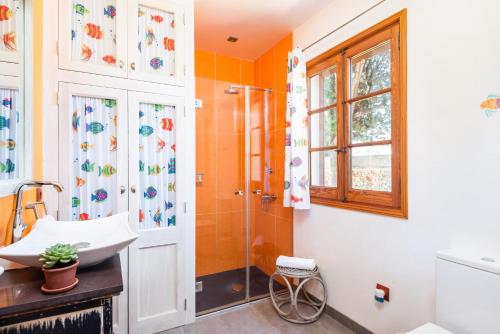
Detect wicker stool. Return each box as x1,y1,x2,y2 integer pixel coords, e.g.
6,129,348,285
269,265,327,324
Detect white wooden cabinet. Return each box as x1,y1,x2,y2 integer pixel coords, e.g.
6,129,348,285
58,82,129,333
59,0,185,85
128,91,186,332
58,83,187,333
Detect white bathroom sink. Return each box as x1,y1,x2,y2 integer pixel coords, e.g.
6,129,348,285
0,212,138,268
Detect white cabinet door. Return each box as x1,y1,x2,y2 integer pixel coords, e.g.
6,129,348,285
0,0,23,64
127,0,185,85
128,91,186,333
57,82,129,334
58,0,128,77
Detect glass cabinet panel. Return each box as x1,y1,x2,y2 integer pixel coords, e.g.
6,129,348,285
137,5,176,77
70,0,118,68
0,0,22,63
70,95,119,220
59,0,127,77
0,87,19,180
137,101,176,229
128,0,185,85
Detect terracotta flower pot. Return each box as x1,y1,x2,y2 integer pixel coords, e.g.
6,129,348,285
41,260,79,294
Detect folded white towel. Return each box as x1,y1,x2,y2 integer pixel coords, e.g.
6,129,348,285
276,255,316,271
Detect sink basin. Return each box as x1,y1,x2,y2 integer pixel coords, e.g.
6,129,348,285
0,212,138,268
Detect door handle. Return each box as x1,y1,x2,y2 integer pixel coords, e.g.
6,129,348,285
120,186,126,194
119,60,125,69
130,185,136,194
130,62,136,71
234,190,244,196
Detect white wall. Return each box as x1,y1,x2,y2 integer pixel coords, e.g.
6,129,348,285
293,0,500,333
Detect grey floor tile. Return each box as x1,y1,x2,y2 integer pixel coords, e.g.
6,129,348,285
160,300,355,334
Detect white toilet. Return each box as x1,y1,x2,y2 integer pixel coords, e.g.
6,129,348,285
408,249,500,333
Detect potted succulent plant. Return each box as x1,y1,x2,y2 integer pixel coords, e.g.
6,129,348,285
39,243,79,294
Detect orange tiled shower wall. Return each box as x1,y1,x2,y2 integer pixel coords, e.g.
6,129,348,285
195,33,293,277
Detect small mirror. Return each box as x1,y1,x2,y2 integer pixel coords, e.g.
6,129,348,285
0,0,33,196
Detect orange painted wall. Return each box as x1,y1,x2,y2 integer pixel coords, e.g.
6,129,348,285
195,33,293,277
0,0,44,246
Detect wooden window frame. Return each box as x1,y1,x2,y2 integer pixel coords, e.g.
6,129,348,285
307,10,407,218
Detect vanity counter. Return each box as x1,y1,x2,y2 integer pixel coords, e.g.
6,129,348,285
0,255,122,333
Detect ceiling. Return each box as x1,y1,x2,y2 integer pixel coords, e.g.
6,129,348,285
195,0,335,60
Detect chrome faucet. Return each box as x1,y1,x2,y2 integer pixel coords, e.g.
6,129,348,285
11,180,63,243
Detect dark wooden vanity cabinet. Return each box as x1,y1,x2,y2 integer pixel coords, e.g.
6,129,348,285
0,255,122,334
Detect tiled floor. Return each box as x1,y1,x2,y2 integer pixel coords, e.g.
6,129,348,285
161,299,354,334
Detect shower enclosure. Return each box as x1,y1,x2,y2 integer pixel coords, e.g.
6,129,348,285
195,77,289,314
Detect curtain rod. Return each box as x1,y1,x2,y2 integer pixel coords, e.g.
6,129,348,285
302,0,388,52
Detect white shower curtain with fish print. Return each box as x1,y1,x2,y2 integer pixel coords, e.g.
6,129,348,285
0,88,19,180
284,48,310,209
138,102,176,229
70,95,118,221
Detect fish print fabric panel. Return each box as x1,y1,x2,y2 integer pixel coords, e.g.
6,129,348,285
137,5,175,77
70,95,118,221
71,0,118,67
0,88,18,180
0,0,20,53
138,102,176,229
284,48,310,209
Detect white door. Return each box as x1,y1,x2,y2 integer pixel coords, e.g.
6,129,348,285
58,0,128,77
57,82,129,334
128,90,186,333
127,0,185,85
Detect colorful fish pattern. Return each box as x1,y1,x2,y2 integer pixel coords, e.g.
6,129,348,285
481,94,500,117
0,5,13,22
91,188,108,203
139,125,154,137
104,5,116,19
0,139,15,150
150,57,163,70
86,121,104,134
144,186,157,199
0,159,14,173
0,88,18,180
72,197,81,208
71,95,118,221
137,5,176,77
98,164,116,177
138,102,176,228
71,0,117,67
3,32,15,51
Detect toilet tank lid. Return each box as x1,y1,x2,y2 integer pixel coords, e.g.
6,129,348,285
437,249,500,275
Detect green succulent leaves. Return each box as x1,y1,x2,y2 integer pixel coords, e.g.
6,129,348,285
39,243,78,269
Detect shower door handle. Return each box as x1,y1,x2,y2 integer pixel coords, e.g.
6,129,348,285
234,190,244,196
120,186,126,194
130,185,136,194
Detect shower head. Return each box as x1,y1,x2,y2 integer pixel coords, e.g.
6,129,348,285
224,86,240,95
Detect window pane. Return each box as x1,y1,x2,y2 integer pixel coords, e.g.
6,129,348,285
351,145,391,192
309,66,337,110
310,109,337,148
350,92,391,144
311,150,337,187
350,41,391,98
